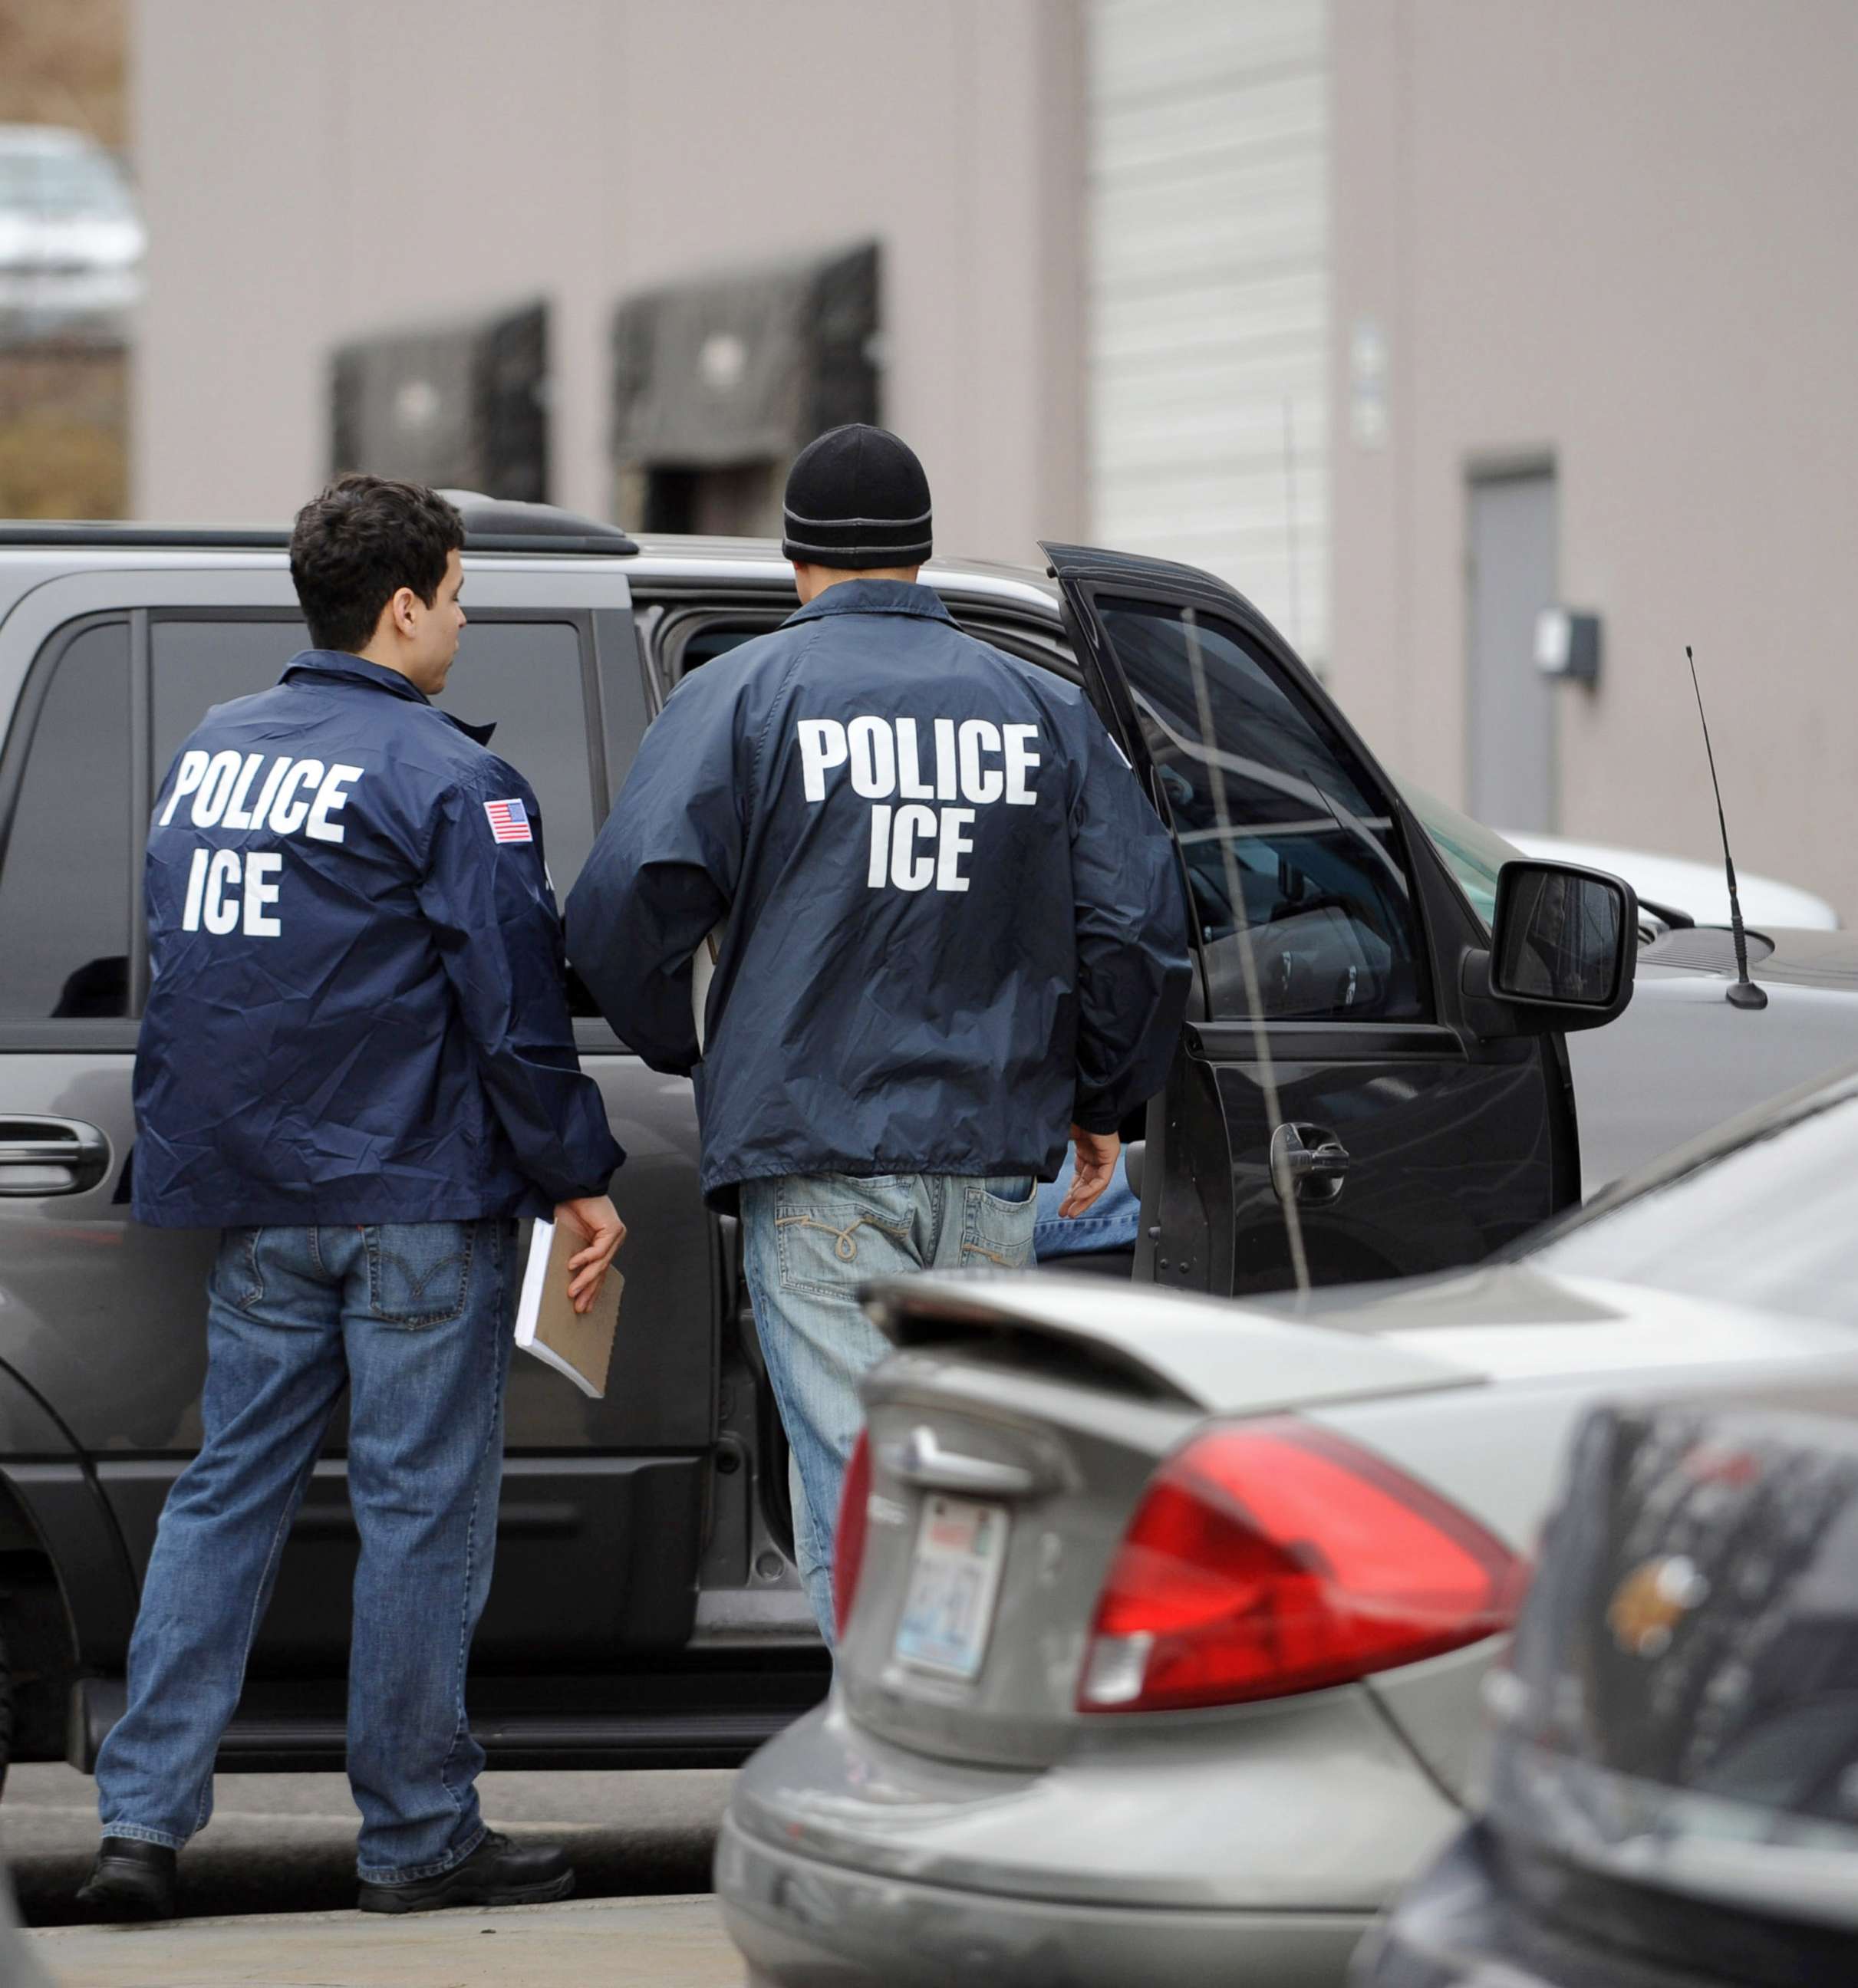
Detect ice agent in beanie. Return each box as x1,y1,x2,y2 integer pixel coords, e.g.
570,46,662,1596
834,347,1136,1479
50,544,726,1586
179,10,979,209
569,423,1191,1649
780,423,933,571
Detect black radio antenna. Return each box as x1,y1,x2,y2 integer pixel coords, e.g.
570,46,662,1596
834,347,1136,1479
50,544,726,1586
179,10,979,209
1686,644,1767,1011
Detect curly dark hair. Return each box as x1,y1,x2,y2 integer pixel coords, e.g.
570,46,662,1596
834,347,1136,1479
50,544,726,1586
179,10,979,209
288,474,466,653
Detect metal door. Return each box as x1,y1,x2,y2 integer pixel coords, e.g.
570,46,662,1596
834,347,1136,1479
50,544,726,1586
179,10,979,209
1045,541,1578,1296
1468,468,1557,833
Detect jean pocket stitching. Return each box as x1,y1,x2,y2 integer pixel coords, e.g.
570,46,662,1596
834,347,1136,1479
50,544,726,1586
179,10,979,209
240,1227,265,1308
977,1184,1036,1211
960,1239,1020,1269
773,1209,911,1295
367,1224,476,1328
773,1212,906,1265
961,1185,1035,1269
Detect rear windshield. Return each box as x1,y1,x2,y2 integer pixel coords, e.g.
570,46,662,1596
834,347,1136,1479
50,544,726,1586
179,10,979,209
1522,1087,1858,1325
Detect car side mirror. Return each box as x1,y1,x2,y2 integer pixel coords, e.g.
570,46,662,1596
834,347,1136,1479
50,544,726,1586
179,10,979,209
1464,860,1637,1035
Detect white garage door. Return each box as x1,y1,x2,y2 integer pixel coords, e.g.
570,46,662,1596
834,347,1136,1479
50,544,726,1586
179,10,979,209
1088,0,1329,664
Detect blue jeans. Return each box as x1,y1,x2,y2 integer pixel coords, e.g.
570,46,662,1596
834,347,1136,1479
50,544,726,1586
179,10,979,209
1033,1149,1141,1259
740,1172,1036,1642
94,1219,518,1884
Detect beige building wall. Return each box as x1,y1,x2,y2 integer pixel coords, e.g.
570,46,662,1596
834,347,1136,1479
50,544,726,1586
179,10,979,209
1330,0,1858,916
1087,0,1331,663
129,0,1086,569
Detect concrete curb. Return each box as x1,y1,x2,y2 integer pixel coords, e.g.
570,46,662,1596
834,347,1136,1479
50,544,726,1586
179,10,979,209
25,1890,743,1987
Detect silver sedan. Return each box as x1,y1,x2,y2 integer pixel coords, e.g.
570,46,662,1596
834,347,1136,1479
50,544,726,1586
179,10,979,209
717,1068,1858,1986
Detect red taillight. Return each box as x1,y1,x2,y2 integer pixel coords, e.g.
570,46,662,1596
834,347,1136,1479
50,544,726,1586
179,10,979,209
832,1430,872,1642
1078,1419,1525,1713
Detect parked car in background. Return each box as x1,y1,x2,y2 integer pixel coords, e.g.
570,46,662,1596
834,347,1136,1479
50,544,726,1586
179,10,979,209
1506,827,1840,933
1356,1367,1858,1987
0,126,144,346
1406,782,1858,1187
717,1065,1858,1988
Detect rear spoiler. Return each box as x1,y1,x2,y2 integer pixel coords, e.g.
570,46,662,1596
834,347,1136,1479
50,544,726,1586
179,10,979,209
861,1272,1474,1417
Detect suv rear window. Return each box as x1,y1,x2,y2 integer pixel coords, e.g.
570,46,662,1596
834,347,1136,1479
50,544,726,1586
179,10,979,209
0,620,132,1018
151,617,601,897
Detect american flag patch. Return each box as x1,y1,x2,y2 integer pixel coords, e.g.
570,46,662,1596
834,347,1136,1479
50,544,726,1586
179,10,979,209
483,798,532,844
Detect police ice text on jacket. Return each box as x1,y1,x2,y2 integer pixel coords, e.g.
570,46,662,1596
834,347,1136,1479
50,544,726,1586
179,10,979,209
133,650,623,1228
564,580,1191,1209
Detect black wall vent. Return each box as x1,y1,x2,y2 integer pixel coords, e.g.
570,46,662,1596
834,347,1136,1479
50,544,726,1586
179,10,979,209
331,299,549,503
611,242,880,537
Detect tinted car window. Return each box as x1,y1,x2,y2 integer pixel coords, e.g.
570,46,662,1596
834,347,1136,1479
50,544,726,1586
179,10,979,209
677,622,773,674
1524,1088,1858,1325
1097,599,1428,1022
0,620,132,1018
600,614,651,784
150,619,598,896
440,623,596,894
1398,778,1520,932
152,618,306,772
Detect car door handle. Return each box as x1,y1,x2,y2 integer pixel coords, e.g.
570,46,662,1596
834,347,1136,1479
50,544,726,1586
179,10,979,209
878,1425,1038,1499
1270,1122,1349,1205
0,1117,112,1196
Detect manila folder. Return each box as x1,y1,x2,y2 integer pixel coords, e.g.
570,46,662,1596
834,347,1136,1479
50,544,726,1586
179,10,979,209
514,1219,622,1398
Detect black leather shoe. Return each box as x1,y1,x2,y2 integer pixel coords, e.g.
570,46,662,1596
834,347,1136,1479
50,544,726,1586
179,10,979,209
356,1830,574,1914
74,1837,177,1921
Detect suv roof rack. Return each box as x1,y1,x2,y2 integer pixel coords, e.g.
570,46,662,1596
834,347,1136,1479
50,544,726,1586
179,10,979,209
0,492,639,558
440,491,640,554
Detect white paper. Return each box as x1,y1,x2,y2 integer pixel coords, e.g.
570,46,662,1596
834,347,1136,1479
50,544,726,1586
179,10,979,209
691,924,723,1055
512,1219,604,1398
514,1218,553,1348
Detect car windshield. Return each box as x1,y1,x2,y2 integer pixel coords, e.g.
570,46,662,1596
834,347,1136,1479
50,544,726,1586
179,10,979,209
1397,778,1519,931
0,143,133,219
1520,1081,1858,1325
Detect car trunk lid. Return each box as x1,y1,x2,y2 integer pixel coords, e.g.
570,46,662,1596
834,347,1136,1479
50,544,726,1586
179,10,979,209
836,1273,1478,1767
867,1270,1478,1414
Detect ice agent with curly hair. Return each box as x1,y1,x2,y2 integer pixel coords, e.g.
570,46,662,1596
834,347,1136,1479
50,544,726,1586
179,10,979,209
288,474,466,678
84,472,627,1922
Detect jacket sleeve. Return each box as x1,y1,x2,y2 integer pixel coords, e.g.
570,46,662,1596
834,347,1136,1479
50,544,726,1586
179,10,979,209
1069,715,1194,1133
417,770,624,1203
563,670,741,1077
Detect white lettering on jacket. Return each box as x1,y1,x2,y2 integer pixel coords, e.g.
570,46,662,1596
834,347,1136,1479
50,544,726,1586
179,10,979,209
158,754,367,939
178,845,286,938
159,752,364,842
799,714,1040,893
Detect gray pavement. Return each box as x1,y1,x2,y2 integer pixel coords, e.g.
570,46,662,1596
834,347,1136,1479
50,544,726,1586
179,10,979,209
4,1763,734,1927
25,1892,743,1986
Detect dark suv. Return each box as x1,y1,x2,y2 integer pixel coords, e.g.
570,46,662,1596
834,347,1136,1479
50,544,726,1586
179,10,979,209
0,500,1628,1788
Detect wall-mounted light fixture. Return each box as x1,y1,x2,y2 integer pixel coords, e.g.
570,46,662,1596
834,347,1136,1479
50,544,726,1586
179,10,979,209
1534,606,1601,683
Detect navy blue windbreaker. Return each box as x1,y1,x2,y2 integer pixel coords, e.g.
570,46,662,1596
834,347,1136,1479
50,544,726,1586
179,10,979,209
564,580,1191,1210
133,650,623,1229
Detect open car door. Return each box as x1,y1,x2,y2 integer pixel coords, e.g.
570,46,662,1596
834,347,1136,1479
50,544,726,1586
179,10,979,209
1045,542,1583,1296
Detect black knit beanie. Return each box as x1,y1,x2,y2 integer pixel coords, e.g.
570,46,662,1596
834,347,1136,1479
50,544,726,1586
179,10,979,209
781,423,932,569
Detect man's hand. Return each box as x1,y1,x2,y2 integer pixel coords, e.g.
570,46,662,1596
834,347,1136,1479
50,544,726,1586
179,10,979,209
555,1194,627,1313
1057,1126,1121,1219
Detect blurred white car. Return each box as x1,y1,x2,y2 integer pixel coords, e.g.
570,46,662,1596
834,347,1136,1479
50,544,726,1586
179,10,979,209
0,126,145,344
719,1071,1858,1988
1404,782,1858,1184
1504,828,1839,932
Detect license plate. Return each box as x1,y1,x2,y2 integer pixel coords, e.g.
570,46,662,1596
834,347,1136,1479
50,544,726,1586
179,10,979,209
894,1495,1011,1680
